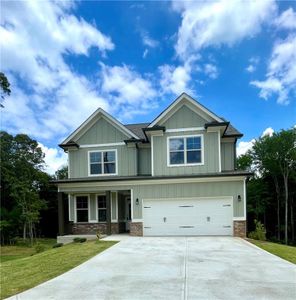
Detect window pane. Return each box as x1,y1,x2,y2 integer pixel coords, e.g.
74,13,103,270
169,138,184,151
77,210,88,222
170,151,184,164
187,137,201,150
90,163,102,175
187,150,201,163
90,152,101,163
76,197,88,209
104,151,115,162
98,196,106,208
104,163,116,174
98,209,107,222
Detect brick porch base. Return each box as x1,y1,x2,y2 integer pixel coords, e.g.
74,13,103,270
130,222,143,236
72,223,121,235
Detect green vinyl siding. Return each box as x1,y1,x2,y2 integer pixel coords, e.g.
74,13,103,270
221,142,235,171
138,147,151,175
161,104,208,129
132,180,244,219
69,145,137,178
77,117,128,145
153,131,219,176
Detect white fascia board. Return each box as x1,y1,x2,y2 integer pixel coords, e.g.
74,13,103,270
62,108,139,144
148,93,223,128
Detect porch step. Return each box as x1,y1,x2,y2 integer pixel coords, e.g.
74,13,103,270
57,234,102,245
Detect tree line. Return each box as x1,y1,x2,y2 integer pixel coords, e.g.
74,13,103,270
238,128,296,244
0,131,68,244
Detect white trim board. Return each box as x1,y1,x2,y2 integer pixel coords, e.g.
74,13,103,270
166,127,205,133
80,142,125,148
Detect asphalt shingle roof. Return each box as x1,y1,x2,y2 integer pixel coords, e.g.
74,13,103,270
124,123,149,139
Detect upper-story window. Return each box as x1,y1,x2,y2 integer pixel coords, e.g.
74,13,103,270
89,150,117,176
168,135,203,166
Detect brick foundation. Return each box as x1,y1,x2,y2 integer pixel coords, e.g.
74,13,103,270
72,223,106,235
111,223,119,234
233,220,246,237
130,222,143,236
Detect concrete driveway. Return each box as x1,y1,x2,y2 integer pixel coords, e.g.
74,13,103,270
8,237,296,300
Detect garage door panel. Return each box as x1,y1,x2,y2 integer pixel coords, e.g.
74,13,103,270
143,198,233,236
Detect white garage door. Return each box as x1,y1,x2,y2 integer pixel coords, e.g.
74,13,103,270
143,198,233,236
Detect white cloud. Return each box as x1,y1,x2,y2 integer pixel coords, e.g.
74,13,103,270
246,56,260,73
99,63,157,119
236,127,275,157
38,143,67,175
274,7,296,30
141,31,159,48
236,140,255,157
159,63,192,95
251,34,296,104
261,127,274,137
173,0,276,60
143,49,149,58
1,0,114,140
204,64,218,79
246,65,256,73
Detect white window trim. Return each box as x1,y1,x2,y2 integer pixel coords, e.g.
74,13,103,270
151,136,154,176
167,134,204,167
74,194,90,223
88,149,118,176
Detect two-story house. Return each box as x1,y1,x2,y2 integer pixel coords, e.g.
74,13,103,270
56,93,250,237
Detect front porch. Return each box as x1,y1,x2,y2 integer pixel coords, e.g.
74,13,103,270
58,189,140,237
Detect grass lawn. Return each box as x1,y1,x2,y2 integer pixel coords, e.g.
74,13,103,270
0,240,117,299
0,238,56,263
248,239,296,264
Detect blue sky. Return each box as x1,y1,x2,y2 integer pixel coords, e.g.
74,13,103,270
1,0,296,173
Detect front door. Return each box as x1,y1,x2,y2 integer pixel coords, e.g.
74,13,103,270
125,197,131,231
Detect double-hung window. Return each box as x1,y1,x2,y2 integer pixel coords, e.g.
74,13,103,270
76,196,88,222
168,135,203,166
97,195,107,222
89,150,116,175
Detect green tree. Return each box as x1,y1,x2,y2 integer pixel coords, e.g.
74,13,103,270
0,132,48,244
251,128,296,244
0,72,11,107
236,153,252,171
55,165,68,180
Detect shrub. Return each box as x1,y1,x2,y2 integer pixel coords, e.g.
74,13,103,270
52,243,63,248
73,237,87,243
248,220,266,241
34,243,46,253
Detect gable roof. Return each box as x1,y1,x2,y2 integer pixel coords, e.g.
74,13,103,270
148,92,223,127
61,108,139,145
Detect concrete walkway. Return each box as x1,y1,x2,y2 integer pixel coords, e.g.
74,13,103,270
8,237,296,300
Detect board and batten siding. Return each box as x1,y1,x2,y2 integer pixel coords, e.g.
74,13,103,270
153,131,219,176
138,147,151,175
132,180,244,220
69,145,137,178
161,104,209,129
221,142,235,171
77,117,128,145
66,180,245,222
